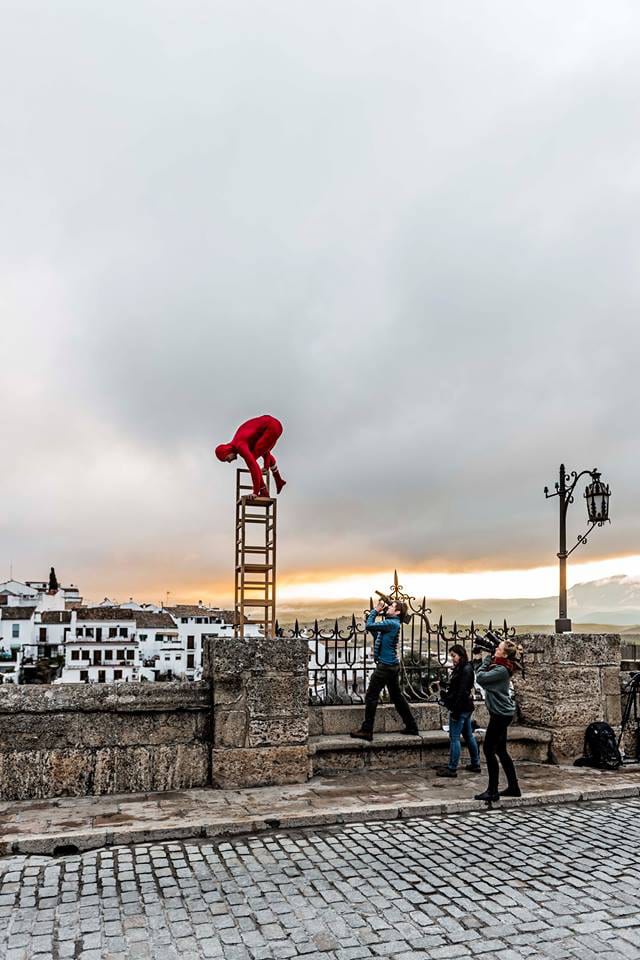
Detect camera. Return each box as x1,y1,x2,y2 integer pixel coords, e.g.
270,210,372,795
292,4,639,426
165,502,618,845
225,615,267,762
472,630,501,656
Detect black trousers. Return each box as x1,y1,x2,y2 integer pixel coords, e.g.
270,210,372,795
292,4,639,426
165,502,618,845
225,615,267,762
362,664,418,734
483,712,518,792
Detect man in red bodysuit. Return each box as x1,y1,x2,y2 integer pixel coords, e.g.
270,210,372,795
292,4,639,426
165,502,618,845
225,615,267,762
215,415,286,497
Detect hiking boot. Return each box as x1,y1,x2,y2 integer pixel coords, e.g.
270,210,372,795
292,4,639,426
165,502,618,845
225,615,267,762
500,785,522,797
436,768,457,778
475,789,500,802
465,764,482,773
350,730,373,742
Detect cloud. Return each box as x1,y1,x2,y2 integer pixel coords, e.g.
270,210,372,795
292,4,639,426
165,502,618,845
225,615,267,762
1,0,639,599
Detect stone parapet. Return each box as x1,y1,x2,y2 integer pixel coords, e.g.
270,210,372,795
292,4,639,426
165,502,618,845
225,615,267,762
0,681,211,801
515,633,621,761
205,635,310,788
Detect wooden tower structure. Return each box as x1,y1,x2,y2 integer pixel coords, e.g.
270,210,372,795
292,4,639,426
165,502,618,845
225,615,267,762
234,468,277,638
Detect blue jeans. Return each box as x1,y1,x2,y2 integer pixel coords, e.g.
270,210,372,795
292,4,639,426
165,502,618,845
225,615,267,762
448,712,480,771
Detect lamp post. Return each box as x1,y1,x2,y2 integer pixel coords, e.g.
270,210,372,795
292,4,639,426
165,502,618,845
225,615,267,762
544,464,611,633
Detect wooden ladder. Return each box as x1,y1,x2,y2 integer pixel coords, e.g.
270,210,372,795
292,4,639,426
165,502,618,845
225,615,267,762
234,468,277,639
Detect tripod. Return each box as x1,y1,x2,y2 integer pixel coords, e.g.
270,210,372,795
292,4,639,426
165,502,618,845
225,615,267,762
617,672,640,762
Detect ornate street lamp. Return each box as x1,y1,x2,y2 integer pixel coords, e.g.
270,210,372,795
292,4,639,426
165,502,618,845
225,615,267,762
544,464,611,633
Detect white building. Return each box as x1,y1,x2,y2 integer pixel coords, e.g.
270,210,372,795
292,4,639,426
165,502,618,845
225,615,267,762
62,607,140,683
168,603,261,677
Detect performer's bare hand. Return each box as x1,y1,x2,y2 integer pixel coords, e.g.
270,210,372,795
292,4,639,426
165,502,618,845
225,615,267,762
375,600,386,614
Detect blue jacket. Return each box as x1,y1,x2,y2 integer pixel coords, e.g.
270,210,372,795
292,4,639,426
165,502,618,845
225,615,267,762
366,609,401,666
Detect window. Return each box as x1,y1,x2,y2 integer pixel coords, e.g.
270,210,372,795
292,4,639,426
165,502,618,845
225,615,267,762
181,617,188,624
196,617,202,624
187,636,195,650
80,670,89,682
98,670,106,683
39,627,47,642
119,627,128,637
113,670,122,681
96,628,102,641
104,649,113,661
175,654,182,661
109,627,117,638
85,627,94,638
187,654,195,669
12,624,19,638
164,654,170,662
71,650,80,661
126,649,134,660
139,634,147,642
117,649,125,660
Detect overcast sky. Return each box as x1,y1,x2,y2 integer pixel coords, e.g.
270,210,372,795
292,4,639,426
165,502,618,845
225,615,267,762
2,1,639,604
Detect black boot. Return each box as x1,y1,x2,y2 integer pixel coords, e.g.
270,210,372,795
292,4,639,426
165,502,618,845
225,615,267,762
350,729,373,742
475,789,500,802
500,785,522,797
399,727,419,736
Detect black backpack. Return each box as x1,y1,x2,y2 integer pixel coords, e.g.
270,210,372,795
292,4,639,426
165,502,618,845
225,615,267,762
574,721,622,770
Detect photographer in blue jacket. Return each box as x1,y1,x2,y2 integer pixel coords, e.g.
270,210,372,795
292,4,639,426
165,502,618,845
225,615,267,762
350,599,419,741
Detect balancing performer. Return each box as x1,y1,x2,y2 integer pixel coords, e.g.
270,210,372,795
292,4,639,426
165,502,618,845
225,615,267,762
350,599,419,741
215,415,287,497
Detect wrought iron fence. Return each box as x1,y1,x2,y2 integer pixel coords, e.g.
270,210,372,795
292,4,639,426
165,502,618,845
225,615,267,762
277,572,515,706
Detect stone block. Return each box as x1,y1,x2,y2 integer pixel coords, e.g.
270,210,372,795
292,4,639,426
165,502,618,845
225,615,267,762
602,666,622,696
211,745,309,788
213,708,248,748
518,633,620,666
384,703,441,732
308,707,323,737
151,744,209,791
321,705,378,735
311,749,367,775
248,717,308,747
605,694,621,726
0,749,94,801
246,675,308,719
213,679,245,708
207,636,307,681
367,747,423,769
548,726,588,761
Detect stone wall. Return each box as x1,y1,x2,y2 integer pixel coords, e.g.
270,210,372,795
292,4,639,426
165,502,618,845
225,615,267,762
515,633,621,761
205,635,310,788
0,682,211,801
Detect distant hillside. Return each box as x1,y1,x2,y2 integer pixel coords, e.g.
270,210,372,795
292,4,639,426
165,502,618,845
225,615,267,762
277,575,640,631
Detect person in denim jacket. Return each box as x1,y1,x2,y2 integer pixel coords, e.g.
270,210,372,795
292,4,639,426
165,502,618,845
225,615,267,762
350,599,418,741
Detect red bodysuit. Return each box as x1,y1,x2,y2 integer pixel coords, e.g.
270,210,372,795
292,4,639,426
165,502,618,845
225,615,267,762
215,415,286,496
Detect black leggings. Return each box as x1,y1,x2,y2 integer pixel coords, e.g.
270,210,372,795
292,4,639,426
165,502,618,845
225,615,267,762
483,713,518,793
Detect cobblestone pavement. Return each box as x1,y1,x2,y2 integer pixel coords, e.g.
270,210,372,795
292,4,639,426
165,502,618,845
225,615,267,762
1,798,639,960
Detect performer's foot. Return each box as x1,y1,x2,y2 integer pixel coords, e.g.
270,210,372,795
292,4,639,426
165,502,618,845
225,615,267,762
274,476,286,494
475,789,500,802
465,764,482,773
436,768,457,778
350,729,373,742
500,785,522,797
254,485,269,498
399,727,419,736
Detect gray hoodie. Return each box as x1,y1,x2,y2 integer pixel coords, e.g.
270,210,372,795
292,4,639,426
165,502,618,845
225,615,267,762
475,655,516,716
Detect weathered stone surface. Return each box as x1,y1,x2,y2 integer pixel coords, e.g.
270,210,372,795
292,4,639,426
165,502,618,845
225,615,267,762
205,636,307,680
213,707,248,748
247,674,308,718
517,632,620,666
0,749,94,801
211,746,309,788
308,706,323,737
0,681,210,715
0,710,205,750
248,717,308,747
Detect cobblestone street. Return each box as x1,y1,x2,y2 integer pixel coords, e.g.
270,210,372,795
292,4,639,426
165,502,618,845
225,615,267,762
1,798,639,960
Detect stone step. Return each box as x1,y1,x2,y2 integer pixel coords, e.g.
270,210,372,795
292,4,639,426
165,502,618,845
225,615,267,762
309,725,552,775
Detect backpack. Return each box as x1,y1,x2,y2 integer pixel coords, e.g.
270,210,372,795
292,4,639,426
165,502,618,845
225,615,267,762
574,721,622,770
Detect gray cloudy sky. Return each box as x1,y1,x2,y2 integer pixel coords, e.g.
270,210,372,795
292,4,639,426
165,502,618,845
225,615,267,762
2,0,640,603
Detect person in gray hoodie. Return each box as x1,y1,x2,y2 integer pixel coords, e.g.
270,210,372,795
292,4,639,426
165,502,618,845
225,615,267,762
474,639,521,802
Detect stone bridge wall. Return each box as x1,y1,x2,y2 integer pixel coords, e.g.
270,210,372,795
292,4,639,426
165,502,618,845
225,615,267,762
0,683,211,801
515,632,621,761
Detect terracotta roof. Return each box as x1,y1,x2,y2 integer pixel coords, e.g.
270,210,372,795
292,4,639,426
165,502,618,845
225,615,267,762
76,607,136,621
133,611,177,629
41,611,72,624
0,606,36,621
